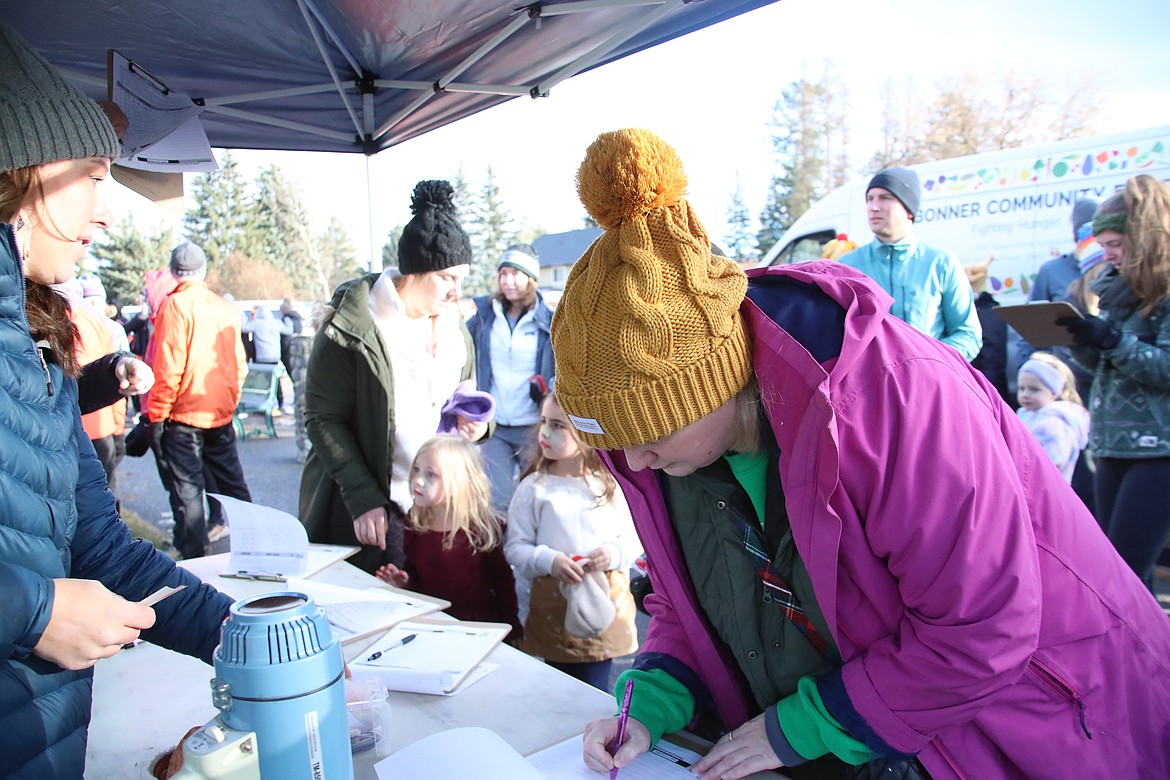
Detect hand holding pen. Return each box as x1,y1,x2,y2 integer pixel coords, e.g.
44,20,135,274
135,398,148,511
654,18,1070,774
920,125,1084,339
364,633,416,663
610,679,634,779
580,681,650,776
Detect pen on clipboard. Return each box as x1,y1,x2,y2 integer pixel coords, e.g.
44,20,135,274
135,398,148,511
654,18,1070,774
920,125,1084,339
365,633,417,663
611,678,635,780
221,571,286,582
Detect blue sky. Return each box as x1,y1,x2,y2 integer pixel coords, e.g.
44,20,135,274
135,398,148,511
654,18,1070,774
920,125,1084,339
106,0,1170,268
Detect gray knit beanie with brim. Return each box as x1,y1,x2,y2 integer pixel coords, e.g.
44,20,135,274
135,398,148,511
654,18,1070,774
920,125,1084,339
0,23,119,173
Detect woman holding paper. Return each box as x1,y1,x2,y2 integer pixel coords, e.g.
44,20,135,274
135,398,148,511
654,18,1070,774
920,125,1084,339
299,180,486,574
0,25,233,779
1061,174,1170,591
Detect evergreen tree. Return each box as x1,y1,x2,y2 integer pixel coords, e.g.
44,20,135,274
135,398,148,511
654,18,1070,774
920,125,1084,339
252,165,318,296
724,176,756,263
380,224,403,271
767,64,850,230
465,166,517,297
756,176,787,258
182,151,261,266
318,217,361,296
89,215,174,308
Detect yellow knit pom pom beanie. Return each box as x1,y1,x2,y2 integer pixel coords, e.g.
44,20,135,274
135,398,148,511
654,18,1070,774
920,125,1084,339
550,128,751,450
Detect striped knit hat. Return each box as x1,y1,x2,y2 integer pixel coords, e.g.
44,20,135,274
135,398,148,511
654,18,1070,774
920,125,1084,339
0,23,119,173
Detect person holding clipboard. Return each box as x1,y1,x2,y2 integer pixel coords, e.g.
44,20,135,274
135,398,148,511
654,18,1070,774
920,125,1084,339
1059,174,1170,593
559,129,1170,780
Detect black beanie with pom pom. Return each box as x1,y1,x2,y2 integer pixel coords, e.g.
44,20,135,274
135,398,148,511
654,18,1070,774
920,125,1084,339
397,179,473,274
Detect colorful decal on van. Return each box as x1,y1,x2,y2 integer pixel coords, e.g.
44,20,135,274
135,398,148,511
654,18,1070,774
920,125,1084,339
921,140,1167,196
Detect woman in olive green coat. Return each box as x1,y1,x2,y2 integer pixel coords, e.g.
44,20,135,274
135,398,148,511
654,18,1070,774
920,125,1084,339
299,181,479,573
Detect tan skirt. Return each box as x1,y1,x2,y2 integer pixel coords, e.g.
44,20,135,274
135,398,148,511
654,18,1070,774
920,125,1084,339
522,569,639,663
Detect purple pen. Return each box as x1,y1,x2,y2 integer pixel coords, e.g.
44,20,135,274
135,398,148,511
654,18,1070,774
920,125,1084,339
610,678,635,780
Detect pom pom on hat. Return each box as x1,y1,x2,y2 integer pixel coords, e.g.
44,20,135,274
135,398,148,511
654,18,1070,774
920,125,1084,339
397,180,473,274
552,129,751,450
576,128,689,230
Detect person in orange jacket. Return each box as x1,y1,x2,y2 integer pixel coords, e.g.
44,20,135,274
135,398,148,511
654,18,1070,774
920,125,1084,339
146,242,251,559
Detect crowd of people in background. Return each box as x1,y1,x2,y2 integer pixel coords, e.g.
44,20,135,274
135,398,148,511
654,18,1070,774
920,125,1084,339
2,18,1169,780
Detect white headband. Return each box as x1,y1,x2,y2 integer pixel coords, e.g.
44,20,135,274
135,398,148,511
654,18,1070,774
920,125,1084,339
1019,360,1065,396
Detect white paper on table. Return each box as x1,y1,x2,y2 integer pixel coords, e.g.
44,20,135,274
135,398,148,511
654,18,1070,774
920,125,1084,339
284,577,447,642
373,727,543,780
373,728,704,780
211,494,308,578
527,733,703,779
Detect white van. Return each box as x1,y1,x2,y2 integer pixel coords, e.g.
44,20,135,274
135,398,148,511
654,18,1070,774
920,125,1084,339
762,125,1170,301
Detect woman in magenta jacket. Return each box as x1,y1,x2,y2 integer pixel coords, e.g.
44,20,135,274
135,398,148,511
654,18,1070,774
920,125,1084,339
553,129,1170,780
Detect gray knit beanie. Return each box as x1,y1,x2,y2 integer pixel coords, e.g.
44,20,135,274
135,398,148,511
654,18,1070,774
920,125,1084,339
867,167,922,222
0,23,119,173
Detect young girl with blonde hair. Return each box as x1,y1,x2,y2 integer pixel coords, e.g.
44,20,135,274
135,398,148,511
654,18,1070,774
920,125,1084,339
504,392,642,690
1016,352,1089,483
375,434,521,640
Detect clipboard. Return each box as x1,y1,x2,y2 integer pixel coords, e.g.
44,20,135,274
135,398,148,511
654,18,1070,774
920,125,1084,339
350,619,510,695
993,301,1084,347
283,577,449,644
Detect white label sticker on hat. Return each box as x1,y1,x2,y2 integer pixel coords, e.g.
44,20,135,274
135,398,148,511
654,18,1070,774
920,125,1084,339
567,414,605,435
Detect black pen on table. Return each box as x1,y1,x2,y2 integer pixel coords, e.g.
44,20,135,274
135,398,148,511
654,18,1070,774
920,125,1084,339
365,633,417,663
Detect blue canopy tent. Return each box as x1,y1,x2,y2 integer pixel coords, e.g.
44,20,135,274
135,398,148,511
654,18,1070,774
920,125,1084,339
7,0,776,155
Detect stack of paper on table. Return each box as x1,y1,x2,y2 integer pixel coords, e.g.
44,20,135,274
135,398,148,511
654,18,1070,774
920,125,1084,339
209,494,358,579
372,726,704,779
350,620,510,695
284,577,449,643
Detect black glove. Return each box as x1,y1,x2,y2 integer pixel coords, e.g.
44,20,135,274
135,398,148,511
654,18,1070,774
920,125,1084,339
1057,315,1122,350
528,374,550,404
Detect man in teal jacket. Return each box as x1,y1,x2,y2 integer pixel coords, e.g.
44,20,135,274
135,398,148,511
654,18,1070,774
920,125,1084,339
840,167,982,361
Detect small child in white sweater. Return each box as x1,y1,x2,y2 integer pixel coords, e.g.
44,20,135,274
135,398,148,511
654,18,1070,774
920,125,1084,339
504,392,642,690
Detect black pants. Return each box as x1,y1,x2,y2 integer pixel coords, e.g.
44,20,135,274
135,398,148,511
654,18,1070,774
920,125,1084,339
1096,456,1170,591
156,421,251,559
90,433,125,501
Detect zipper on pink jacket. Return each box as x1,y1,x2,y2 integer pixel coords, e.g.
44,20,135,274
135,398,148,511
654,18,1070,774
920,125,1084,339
1028,657,1092,739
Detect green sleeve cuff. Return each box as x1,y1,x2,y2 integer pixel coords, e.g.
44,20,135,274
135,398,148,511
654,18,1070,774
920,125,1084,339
774,676,871,765
614,668,695,747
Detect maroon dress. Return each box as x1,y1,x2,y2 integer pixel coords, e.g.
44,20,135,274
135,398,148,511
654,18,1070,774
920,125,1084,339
403,527,522,641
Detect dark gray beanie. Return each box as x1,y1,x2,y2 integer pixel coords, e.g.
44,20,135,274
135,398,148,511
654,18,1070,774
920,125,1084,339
397,180,473,274
170,242,208,277
0,23,119,173
867,167,921,221
1071,198,1099,240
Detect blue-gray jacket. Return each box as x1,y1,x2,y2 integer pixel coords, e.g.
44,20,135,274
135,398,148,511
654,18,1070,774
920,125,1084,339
466,292,555,399
0,225,233,779
840,236,982,361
